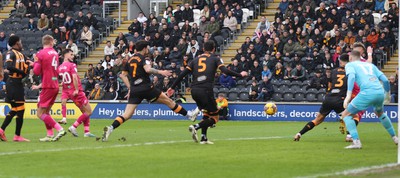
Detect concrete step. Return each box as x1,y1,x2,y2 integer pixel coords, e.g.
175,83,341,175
383,65,398,69
387,61,398,65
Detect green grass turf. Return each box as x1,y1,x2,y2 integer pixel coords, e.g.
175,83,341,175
0,119,398,178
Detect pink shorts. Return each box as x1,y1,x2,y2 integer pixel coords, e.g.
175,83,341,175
38,88,59,108
61,90,88,108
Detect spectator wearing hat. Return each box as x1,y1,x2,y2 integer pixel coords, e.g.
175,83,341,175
257,76,274,101
307,69,327,90
89,83,105,100
103,75,119,93
103,86,118,100
216,93,229,120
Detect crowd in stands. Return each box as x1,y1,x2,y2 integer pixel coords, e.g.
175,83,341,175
80,0,398,103
1,0,397,103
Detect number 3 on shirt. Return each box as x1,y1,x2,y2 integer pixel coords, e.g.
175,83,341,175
52,56,57,70
198,57,206,72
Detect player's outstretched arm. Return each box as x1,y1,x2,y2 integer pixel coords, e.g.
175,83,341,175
366,46,373,63
143,64,171,77
378,74,390,93
219,65,247,78
170,68,191,90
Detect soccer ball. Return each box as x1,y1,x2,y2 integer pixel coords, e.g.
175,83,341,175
264,102,277,115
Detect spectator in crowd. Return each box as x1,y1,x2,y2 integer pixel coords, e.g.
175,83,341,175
104,41,114,56
272,62,284,81
84,78,95,96
201,5,210,20
219,73,236,89
256,16,270,33
250,60,263,81
261,65,272,79
291,63,306,81
103,86,118,100
102,55,114,69
389,75,398,103
80,25,93,46
206,16,220,39
248,80,259,101
25,2,37,18
223,11,238,32
161,77,171,92
88,83,105,100
37,13,49,31
64,15,75,31
0,79,5,99
307,69,327,90
182,3,194,22
74,11,86,30
22,69,40,89
15,2,27,18
0,32,7,53
114,32,128,48
103,76,119,94
128,18,141,35
111,58,123,75
152,75,163,90
216,93,229,120
66,39,79,59
84,64,95,79
233,4,243,24
174,93,187,103
257,76,274,101
94,63,104,81
27,18,38,31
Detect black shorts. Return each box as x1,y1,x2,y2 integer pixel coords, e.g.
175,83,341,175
191,88,218,115
128,87,162,104
5,79,24,103
319,95,344,116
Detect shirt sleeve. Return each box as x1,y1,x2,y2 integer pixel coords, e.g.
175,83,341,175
345,63,355,76
70,64,78,75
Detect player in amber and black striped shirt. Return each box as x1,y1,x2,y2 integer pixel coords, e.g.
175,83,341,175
168,41,248,144
0,35,31,142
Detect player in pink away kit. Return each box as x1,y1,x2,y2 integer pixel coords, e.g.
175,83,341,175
32,35,67,142
58,49,95,137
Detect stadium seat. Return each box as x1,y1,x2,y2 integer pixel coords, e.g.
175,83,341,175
237,79,246,86
272,93,282,102
228,92,239,101
240,88,249,93
318,88,326,94
284,88,295,94
307,88,318,94
306,93,317,102
372,13,381,25
281,80,291,86
291,80,302,87
218,88,229,95
229,88,240,93
239,92,249,101
283,93,294,102
294,93,305,102
317,93,325,102
302,80,311,87
290,85,301,91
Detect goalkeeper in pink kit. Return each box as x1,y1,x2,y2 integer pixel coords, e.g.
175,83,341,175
33,35,67,142
58,49,95,137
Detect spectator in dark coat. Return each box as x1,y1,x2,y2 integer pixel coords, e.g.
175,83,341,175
250,60,263,81
257,76,274,101
182,3,194,22
307,69,327,90
219,73,236,89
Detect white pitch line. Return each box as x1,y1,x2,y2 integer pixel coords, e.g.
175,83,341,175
0,136,284,156
296,163,400,178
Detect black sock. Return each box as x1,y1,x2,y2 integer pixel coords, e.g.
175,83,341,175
1,111,16,131
171,103,188,116
15,110,24,136
111,115,125,129
299,122,316,135
201,127,208,141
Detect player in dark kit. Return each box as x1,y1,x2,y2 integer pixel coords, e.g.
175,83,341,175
167,41,248,144
102,41,197,142
0,35,30,142
294,54,353,141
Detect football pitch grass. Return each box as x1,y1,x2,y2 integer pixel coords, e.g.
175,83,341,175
0,119,398,178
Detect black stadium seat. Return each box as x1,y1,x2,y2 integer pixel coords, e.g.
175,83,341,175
272,93,282,102
283,93,294,102
239,92,249,101
306,93,317,102
294,93,305,102
228,92,239,101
